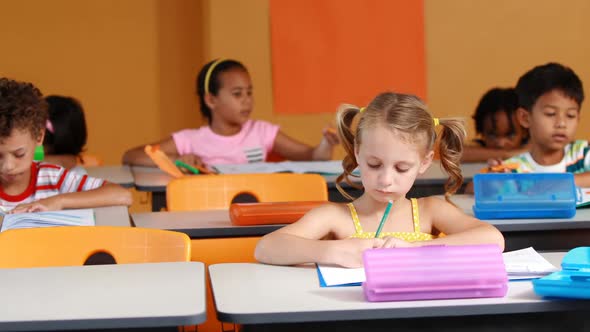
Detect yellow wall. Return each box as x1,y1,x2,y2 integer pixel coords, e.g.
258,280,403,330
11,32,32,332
425,0,590,138
0,0,204,164
206,0,590,145
1,0,589,166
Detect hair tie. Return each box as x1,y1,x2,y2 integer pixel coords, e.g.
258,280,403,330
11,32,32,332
46,119,54,134
204,58,225,95
433,117,440,127
359,107,366,113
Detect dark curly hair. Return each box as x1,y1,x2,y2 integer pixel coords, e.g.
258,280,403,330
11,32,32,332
472,87,520,137
0,78,48,141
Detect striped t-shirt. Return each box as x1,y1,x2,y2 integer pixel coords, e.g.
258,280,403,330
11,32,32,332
0,162,105,208
504,140,590,173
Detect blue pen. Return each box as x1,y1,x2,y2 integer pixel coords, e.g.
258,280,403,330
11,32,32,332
375,200,393,238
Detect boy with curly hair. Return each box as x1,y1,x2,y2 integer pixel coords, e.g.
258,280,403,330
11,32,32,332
0,78,131,213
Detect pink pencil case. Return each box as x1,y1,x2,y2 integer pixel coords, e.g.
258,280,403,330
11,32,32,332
362,244,508,302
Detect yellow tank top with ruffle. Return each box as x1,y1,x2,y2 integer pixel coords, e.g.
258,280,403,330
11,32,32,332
348,198,435,241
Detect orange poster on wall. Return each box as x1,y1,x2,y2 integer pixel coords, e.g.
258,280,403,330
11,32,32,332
269,0,426,114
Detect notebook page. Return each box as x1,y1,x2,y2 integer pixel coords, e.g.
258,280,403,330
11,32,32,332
282,161,345,174
1,209,95,232
576,187,590,208
503,247,558,276
316,264,365,286
212,162,291,174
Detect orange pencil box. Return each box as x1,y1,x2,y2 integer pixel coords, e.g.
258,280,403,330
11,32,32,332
478,163,520,174
229,201,327,226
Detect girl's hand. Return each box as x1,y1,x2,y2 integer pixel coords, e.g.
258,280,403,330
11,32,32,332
381,236,415,249
331,238,385,268
322,127,340,146
10,196,62,214
178,154,206,169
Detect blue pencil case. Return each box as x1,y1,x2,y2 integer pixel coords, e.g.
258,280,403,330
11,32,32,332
533,247,590,299
472,173,576,219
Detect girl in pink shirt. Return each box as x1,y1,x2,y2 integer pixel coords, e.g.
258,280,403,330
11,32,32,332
123,59,339,170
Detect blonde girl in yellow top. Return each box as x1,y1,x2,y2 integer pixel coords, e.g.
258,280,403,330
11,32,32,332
255,92,504,268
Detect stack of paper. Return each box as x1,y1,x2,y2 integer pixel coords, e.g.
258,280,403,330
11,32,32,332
503,247,559,280
0,209,95,232
316,247,558,287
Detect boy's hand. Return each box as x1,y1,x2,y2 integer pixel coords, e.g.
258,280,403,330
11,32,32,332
481,159,519,173
331,238,384,268
10,196,62,214
487,158,503,168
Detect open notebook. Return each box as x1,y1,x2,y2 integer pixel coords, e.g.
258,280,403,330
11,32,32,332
0,209,95,232
317,247,558,287
576,187,590,208
213,160,359,176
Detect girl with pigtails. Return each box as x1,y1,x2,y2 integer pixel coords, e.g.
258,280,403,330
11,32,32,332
256,92,504,268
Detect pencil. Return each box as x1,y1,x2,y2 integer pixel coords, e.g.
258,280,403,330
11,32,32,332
375,200,393,238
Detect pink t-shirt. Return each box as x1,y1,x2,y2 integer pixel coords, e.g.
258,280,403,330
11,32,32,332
172,120,280,165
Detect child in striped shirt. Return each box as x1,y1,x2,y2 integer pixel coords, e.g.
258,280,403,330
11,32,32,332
490,63,590,187
0,78,132,213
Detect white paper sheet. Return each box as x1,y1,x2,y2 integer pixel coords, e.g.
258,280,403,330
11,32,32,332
316,264,365,286
503,247,558,279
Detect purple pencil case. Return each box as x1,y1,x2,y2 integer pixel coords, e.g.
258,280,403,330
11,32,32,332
362,244,508,302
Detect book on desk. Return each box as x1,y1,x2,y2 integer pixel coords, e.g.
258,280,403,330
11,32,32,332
0,209,95,232
317,247,558,287
213,160,359,175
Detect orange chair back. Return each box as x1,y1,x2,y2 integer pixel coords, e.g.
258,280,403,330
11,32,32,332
166,173,328,211
189,237,259,332
0,226,190,268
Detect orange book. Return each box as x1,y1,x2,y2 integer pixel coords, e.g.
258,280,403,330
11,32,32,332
144,144,213,177
144,144,184,178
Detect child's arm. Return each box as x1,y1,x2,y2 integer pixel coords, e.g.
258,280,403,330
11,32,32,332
416,197,505,250
255,205,383,268
271,129,339,161
461,144,528,163
10,182,132,213
574,172,590,187
122,137,181,166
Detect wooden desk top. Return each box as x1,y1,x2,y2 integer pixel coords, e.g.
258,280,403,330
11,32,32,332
86,165,135,188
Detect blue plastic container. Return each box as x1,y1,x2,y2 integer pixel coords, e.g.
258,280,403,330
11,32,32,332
533,247,590,299
472,173,576,219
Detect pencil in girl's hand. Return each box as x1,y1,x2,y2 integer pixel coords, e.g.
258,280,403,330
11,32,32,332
375,200,393,238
